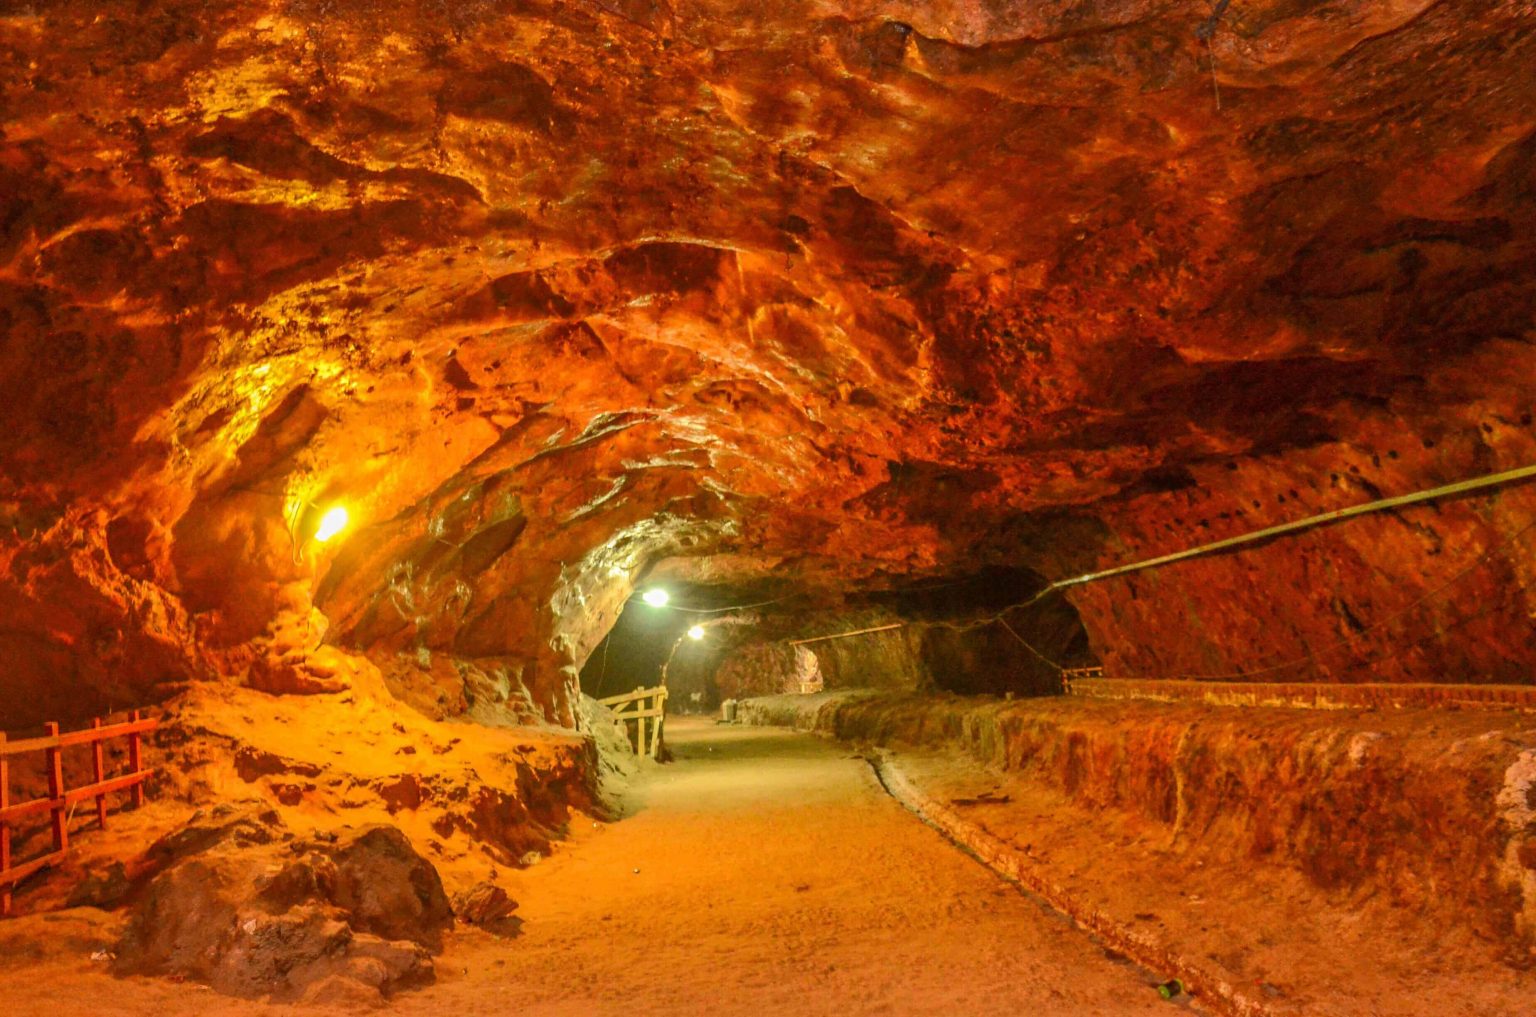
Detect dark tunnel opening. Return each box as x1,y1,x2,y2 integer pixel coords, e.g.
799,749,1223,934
859,566,1098,697
579,597,691,700
577,583,767,700
657,569,1102,707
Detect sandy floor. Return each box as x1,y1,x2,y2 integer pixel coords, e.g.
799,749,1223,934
884,749,1536,1017
3,717,1185,1016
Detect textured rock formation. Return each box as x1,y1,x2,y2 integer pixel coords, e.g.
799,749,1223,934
451,880,518,928
113,809,447,1001
2,0,1535,726
739,690,1536,962
146,682,601,868
1,681,601,923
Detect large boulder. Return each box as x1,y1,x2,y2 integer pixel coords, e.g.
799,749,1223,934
114,815,449,1001
328,825,453,949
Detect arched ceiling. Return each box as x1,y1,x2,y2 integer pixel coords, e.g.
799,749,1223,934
2,0,1534,725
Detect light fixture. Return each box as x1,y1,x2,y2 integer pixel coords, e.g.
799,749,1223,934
313,505,349,543
642,588,670,607
687,624,705,641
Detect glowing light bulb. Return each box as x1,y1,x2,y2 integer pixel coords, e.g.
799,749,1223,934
642,588,670,607
687,625,705,641
313,506,349,543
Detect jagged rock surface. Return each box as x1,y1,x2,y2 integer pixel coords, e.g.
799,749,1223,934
2,1,1535,725
112,807,447,1000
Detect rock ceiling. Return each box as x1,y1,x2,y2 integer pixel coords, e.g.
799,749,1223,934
2,0,1535,726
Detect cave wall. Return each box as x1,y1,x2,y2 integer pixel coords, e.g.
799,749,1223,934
2,1,1535,727
1066,415,1536,684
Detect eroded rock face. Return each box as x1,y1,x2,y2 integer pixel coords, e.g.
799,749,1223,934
113,808,447,1000
2,1,1535,725
148,682,599,870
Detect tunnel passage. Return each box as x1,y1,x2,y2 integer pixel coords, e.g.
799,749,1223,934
867,567,1096,697
3,0,1536,1010
2,0,1536,732
578,592,695,701
703,568,1098,703
577,582,777,705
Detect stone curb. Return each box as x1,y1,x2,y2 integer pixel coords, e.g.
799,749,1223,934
873,750,1290,1017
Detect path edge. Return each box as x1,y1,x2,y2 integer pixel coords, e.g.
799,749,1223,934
872,749,1288,1017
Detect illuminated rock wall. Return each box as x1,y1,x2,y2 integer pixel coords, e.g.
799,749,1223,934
3,1,1535,726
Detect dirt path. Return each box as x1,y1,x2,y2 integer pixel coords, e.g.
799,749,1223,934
8,718,1183,1016
414,718,1181,1016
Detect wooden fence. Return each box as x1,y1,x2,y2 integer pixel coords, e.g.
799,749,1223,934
1059,666,1105,693
0,711,157,917
597,686,667,759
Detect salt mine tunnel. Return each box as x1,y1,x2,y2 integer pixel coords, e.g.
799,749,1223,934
2,0,1536,1013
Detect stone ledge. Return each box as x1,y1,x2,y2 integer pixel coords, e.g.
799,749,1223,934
1067,679,1536,712
874,751,1277,1017
737,690,1536,966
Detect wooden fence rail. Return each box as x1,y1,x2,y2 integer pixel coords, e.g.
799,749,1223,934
596,686,667,759
1060,665,1105,692
0,711,156,917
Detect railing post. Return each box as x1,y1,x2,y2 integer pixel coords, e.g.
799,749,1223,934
128,710,144,808
91,718,108,830
44,722,67,854
1,730,11,917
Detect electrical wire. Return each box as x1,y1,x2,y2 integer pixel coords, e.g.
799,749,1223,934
594,629,614,697
1172,514,1536,680
621,464,1536,685
1197,0,1230,112
803,511,1536,684
895,606,1075,672
995,616,1072,672
1041,462,1536,597
625,593,796,614
638,573,1003,618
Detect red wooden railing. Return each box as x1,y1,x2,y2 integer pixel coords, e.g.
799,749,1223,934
0,711,156,916
1059,665,1105,692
